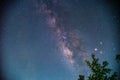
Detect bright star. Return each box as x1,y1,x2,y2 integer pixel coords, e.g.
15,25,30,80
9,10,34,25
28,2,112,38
94,48,98,51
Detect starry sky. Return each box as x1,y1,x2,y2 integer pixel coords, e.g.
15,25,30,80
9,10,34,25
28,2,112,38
0,0,120,80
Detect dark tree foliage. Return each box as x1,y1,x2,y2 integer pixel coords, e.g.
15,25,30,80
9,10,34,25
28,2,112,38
78,54,117,80
115,54,120,80
116,54,120,63
78,75,84,80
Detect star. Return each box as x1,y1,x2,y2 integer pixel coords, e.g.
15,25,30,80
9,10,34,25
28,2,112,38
94,48,98,51
100,51,103,54
100,41,103,45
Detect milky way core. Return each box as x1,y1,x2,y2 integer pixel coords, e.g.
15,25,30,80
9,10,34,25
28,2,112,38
35,0,89,71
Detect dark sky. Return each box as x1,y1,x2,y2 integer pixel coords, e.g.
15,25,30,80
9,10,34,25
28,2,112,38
0,0,120,80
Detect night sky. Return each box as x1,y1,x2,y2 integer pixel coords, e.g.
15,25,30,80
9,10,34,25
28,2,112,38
0,0,120,80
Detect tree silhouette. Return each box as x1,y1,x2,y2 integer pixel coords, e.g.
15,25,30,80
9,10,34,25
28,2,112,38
78,54,117,80
115,53,120,80
116,54,120,63
78,75,84,80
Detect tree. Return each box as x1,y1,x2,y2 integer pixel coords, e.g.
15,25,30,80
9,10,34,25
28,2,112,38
78,75,84,80
116,54,120,63
115,54,120,80
78,54,117,80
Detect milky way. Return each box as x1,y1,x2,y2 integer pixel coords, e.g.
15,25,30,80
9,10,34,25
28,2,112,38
2,0,119,80
36,0,87,69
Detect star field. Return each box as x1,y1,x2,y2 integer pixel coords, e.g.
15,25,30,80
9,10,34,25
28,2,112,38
1,0,119,80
